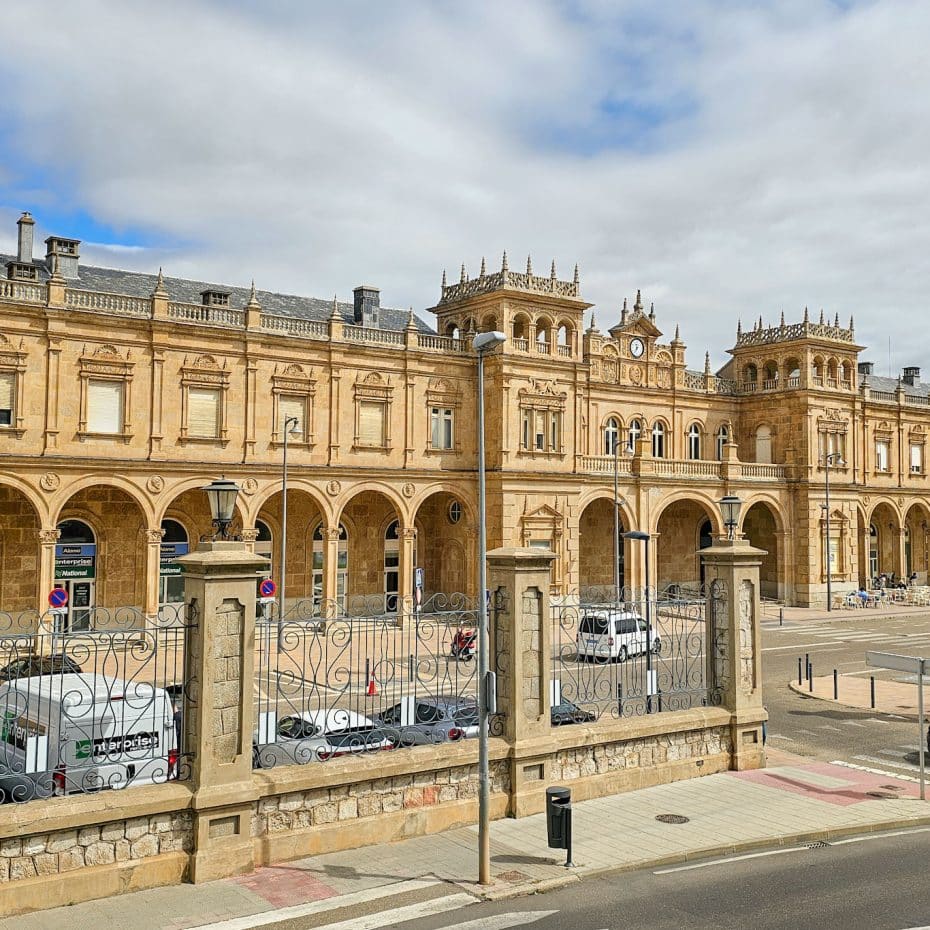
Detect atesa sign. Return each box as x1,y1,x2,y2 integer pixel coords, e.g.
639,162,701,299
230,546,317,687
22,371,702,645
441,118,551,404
54,543,96,580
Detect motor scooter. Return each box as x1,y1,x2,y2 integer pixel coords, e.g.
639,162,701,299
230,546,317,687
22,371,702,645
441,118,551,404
450,628,476,661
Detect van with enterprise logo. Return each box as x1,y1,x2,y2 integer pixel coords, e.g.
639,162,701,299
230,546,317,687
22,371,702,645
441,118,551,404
0,674,177,800
575,609,660,662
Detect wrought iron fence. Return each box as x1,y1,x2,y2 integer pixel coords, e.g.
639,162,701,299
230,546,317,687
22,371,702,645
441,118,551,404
0,606,194,803
552,590,720,723
253,593,481,768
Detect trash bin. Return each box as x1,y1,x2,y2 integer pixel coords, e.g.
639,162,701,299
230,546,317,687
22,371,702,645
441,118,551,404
546,786,574,866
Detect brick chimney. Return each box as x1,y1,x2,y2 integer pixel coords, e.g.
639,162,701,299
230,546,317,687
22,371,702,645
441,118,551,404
45,236,81,279
903,366,921,386
353,285,380,328
857,361,874,376
16,212,34,263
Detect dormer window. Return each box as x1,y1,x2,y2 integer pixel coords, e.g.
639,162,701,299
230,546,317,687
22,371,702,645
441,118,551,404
6,263,37,281
201,290,230,307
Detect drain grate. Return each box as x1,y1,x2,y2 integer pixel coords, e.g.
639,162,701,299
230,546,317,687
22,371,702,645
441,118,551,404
655,814,690,824
866,791,898,799
807,841,829,849
880,784,904,791
495,870,530,883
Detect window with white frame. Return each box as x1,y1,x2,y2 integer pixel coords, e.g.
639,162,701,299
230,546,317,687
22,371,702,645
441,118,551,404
911,443,924,474
818,430,846,465
272,365,316,446
716,424,730,460
876,439,890,472
354,371,393,450
0,371,14,427
651,422,666,458
180,355,228,443
628,418,642,450
687,423,701,460
358,401,386,447
517,380,565,455
87,379,124,434
187,387,221,439
278,393,307,440
604,417,620,455
430,407,454,450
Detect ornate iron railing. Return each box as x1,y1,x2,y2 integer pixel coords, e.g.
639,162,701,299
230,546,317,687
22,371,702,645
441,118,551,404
551,590,720,723
253,593,481,768
0,606,194,803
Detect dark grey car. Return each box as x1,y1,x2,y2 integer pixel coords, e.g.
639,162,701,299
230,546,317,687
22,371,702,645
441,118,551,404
376,696,478,746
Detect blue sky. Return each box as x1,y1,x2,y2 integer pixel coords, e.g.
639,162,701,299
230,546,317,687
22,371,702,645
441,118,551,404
0,0,928,370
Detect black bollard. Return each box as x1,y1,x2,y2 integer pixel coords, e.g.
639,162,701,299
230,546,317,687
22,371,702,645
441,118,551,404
833,668,838,700
871,676,876,709
809,664,814,692
780,608,784,627
798,657,803,685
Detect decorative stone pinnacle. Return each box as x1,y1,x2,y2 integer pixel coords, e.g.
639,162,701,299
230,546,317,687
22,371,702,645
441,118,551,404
550,259,557,280
649,301,655,321
573,263,580,286
479,256,486,276
758,315,763,330
803,306,809,323
330,294,340,320
246,279,260,308
634,289,643,312
780,310,785,327
441,268,447,288
406,307,417,330
705,351,712,375
501,250,508,273
673,323,680,341
621,298,628,324
819,309,825,325
152,267,167,296
849,315,855,334
737,319,742,336
834,312,839,327
460,263,466,284
50,254,63,280
587,311,597,332
526,254,533,276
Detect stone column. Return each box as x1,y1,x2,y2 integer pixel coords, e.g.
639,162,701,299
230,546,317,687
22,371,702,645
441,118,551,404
144,527,164,620
176,542,269,882
322,526,341,617
487,546,556,817
37,527,59,620
701,538,767,770
397,525,417,626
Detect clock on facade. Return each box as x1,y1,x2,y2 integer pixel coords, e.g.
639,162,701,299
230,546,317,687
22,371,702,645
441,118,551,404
629,338,645,358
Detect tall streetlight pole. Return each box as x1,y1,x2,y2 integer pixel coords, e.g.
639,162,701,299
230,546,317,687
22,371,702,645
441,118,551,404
613,431,620,606
279,416,301,624
473,329,506,886
623,530,652,712
824,451,842,611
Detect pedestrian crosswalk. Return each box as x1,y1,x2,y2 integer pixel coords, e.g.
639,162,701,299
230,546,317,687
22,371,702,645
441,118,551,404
764,622,930,648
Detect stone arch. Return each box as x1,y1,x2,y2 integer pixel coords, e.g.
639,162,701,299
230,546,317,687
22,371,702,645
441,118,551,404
50,475,151,526
413,489,473,596
762,359,779,383
0,483,42,613
784,356,801,382
904,501,930,582
409,483,476,527
741,499,783,599
686,420,704,460
248,480,331,528
512,312,531,343
153,476,249,527
535,314,554,345
654,494,721,591
578,495,628,596
480,313,498,332
867,500,902,581
556,319,574,348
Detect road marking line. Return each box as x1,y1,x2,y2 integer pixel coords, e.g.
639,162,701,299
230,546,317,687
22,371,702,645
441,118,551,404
762,642,844,652
187,879,448,930
433,910,559,930
847,756,922,776
831,759,921,782
768,733,795,741
829,827,930,846
653,845,810,874
304,894,477,930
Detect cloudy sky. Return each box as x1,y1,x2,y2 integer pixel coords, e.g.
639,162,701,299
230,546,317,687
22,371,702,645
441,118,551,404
0,0,927,370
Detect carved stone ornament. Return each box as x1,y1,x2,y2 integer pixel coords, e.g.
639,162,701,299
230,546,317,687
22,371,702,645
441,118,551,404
146,528,166,545
241,477,259,496
39,528,60,545
39,473,60,492
326,479,341,497
629,365,644,385
402,482,416,499
146,475,165,494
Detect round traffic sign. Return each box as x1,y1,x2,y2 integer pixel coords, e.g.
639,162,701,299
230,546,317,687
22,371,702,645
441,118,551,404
259,578,277,598
48,587,68,608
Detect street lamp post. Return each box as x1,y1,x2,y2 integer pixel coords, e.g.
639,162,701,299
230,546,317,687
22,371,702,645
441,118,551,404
202,477,240,540
613,433,620,605
473,329,506,886
823,452,842,611
718,495,743,542
623,530,652,712
279,416,302,622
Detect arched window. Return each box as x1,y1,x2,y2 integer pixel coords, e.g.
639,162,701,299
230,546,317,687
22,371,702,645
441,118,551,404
716,425,730,461
604,417,620,455
755,424,772,464
869,524,879,581
687,424,702,461
628,418,642,450
54,519,96,632
57,519,94,544
652,422,666,458
312,523,348,608
744,364,758,383
385,521,400,612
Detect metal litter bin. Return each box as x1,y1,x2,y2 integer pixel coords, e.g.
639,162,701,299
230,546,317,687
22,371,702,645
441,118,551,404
545,786,574,867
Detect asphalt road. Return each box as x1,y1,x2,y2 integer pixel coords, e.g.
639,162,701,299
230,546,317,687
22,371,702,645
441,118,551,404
396,827,930,930
760,609,930,777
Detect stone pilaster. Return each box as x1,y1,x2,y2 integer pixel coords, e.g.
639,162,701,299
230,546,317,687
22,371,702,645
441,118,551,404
176,541,269,882
701,538,767,771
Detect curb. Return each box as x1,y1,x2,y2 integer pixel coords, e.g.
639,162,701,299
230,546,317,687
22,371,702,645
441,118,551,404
460,811,930,902
787,679,923,721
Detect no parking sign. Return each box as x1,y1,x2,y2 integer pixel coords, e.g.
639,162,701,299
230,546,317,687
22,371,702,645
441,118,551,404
48,588,68,609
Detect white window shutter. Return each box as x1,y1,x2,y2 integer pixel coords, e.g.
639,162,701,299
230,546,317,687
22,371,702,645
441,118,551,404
911,444,922,470
358,401,384,445
188,387,220,438
0,372,13,417
279,395,305,437
87,379,123,434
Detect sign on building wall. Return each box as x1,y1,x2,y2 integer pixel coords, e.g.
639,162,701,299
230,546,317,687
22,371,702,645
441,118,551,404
54,543,96,580
159,542,189,576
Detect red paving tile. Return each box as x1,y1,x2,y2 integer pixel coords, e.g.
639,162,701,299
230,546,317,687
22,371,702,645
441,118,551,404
230,865,339,907
731,762,923,806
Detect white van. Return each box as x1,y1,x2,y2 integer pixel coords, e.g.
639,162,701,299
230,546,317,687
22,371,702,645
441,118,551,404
0,674,177,800
575,609,660,662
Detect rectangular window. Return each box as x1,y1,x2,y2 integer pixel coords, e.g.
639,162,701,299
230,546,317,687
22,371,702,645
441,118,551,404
279,394,306,439
87,379,123,434
522,411,530,449
430,407,454,450
188,387,220,438
0,372,13,427
534,410,545,451
876,440,890,472
549,411,560,452
358,401,385,447
911,443,923,474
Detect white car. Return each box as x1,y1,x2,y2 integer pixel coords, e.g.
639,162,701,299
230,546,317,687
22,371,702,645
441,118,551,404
575,610,660,662
253,708,395,768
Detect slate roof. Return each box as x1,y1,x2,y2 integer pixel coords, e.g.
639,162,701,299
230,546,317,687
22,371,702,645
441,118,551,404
861,373,929,398
0,254,435,334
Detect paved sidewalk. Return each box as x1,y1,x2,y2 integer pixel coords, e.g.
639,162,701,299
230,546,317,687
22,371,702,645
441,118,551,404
6,759,930,930
764,602,930,625
790,673,930,719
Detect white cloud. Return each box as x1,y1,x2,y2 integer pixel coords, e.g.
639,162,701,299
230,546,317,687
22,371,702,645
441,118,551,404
0,0,928,372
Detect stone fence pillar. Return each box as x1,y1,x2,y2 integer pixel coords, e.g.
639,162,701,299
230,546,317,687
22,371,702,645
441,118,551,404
701,538,767,770
177,542,268,882
487,547,555,816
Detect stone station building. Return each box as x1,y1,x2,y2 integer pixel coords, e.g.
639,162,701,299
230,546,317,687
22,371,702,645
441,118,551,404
0,210,928,616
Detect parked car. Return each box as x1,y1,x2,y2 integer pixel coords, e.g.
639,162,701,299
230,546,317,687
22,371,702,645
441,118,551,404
376,695,479,746
0,654,82,683
575,609,660,662
550,698,597,726
253,708,395,768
